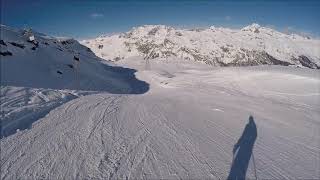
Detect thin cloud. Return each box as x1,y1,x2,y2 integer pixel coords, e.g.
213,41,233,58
283,26,316,38
225,16,231,21
90,13,104,19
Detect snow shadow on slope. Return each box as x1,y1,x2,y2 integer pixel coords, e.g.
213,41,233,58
101,64,150,94
1,61,150,94
228,116,257,180
1,62,149,139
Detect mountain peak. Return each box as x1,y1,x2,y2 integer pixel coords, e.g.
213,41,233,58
209,25,216,30
241,23,261,32
83,23,320,68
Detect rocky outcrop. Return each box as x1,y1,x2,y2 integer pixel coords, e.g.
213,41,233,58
292,55,319,69
227,50,292,66
0,51,13,56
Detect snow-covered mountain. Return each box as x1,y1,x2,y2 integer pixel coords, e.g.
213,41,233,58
1,25,320,179
0,25,148,93
0,25,148,138
82,24,320,69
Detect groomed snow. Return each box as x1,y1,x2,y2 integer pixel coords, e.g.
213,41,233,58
0,25,148,138
1,55,319,179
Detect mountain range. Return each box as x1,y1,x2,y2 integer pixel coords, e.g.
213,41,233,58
82,24,320,69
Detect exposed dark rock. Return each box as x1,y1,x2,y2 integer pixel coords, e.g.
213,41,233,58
56,70,63,74
162,51,176,57
0,51,13,56
0,40,7,46
27,39,38,48
163,39,174,46
74,56,80,61
9,42,25,49
292,55,319,69
175,32,183,36
220,46,229,53
122,32,133,39
113,57,121,61
264,52,292,66
124,41,133,52
217,61,228,67
190,28,205,32
67,64,74,68
148,27,160,36
124,41,130,47
86,47,92,52
136,41,155,55
98,44,103,49
61,40,73,45
27,39,34,43
227,51,292,67
31,47,36,50
34,41,39,47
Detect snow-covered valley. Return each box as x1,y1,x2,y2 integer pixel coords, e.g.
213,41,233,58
1,25,320,179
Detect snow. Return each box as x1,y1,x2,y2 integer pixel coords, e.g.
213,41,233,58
28,35,35,41
82,24,320,67
1,25,320,179
0,25,149,138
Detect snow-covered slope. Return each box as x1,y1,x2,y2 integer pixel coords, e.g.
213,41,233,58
1,57,319,179
0,25,148,138
1,25,319,179
0,25,149,92
82,24,320,69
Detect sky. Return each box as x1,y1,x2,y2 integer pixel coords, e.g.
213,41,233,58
1,0,320,39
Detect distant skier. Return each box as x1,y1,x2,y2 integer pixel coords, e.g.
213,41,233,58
228,116,257,180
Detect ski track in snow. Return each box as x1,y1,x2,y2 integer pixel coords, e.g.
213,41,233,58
1,58,320,179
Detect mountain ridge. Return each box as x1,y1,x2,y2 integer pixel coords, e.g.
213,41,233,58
0,24,148,93
82,23,320,69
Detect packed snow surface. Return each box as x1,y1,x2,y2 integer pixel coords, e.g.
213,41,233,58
1,56,320,179
1,26,320,179
0,25,148,138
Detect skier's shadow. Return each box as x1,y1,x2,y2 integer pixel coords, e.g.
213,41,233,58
228,115,257,180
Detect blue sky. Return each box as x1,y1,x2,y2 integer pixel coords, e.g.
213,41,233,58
1,0,320,39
